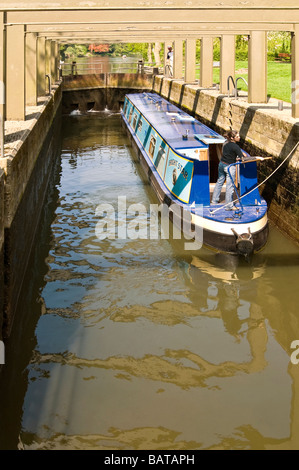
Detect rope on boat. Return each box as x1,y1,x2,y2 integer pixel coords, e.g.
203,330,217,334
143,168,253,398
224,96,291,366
209,140,299,215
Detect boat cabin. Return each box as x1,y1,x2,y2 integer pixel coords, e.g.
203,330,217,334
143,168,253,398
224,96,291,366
122,93,260,207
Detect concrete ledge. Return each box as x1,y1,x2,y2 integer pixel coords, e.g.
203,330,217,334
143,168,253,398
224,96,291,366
0,83,62,229
153,76,299,161
152,76,299,245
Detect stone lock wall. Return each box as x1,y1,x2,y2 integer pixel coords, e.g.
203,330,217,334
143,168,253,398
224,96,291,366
62,73,153,114
0,84,62,339
0,169,4,343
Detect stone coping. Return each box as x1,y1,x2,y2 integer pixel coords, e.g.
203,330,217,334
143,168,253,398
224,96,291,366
157,77,297,124
1,82,61,164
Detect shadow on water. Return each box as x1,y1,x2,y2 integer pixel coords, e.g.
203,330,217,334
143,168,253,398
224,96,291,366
0,155,63,450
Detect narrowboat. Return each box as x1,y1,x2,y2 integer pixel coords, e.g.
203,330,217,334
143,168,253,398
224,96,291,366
121,92,269,256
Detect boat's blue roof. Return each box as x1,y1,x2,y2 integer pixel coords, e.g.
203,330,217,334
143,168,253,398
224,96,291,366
126,92,225,151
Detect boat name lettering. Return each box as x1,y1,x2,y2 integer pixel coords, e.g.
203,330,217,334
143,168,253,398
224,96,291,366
168,159,188,180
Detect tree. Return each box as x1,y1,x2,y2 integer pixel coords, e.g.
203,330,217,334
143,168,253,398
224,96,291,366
60,44,88,59
88,44,110,54
147,43,152,63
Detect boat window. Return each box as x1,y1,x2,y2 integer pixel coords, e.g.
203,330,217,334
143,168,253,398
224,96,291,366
149,135,156,159
157,146,166,160
129,108,133,123
123,101,128,114
137,120,143,133
133,114,137,130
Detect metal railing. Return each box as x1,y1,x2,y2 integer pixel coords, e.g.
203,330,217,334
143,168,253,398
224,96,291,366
227,75,237,98
60,57,168,77
235,76,248,96
227,75,248,98
61,58,222,83
61,58,145,76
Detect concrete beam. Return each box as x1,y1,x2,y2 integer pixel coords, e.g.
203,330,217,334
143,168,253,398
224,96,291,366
173,39,183,80
37,36,46,96
0,12,5,135
220,35,235,94
6,25,25,121
185,38,196,83
1,0,298,8
50,40,56,82
26,32,37,106
37,31,233,41
54,41,59,81
200,37,213,88
5,9,299,26
45,39,51,76
24,22,295,34
292,24,299,119
248,31,267,103
164,41,169,69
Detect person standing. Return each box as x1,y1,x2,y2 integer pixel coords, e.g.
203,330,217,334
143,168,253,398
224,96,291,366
167,46,173,62
211,130,246,210
166,46,173,77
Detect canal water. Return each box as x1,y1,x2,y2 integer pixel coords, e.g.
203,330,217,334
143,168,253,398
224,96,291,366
0,110,299,450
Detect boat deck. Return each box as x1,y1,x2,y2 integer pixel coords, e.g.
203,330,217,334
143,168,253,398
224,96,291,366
128,92,225,152
202,204,267,223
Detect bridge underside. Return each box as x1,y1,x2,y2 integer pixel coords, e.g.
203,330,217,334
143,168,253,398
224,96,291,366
0,1,298,126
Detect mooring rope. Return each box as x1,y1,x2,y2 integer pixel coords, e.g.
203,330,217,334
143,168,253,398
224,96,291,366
209,140,299,215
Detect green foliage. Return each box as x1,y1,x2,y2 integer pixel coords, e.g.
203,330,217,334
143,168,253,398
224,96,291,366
107,43,148,60
267,31,291,58
213,38,220,61
209,33,291,62
60,32,292,63
59,33,293,102
196,39,201,62
235,32,292,61
60,44,88,59
235,35,248,60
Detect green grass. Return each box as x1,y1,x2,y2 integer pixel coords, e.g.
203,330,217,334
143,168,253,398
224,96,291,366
266,61,292,102
211,60,292,102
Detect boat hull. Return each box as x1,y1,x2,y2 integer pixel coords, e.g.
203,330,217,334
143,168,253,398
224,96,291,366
122,117,268,256
122,96,269,256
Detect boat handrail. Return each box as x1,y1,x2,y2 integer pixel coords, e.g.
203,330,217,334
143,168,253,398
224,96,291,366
227,162,244,214
227,157,273,214
226,156,278,210
209,152,299,216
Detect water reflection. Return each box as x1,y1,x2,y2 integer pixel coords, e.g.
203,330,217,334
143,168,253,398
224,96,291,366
20,426,200,451
0,112,299,450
